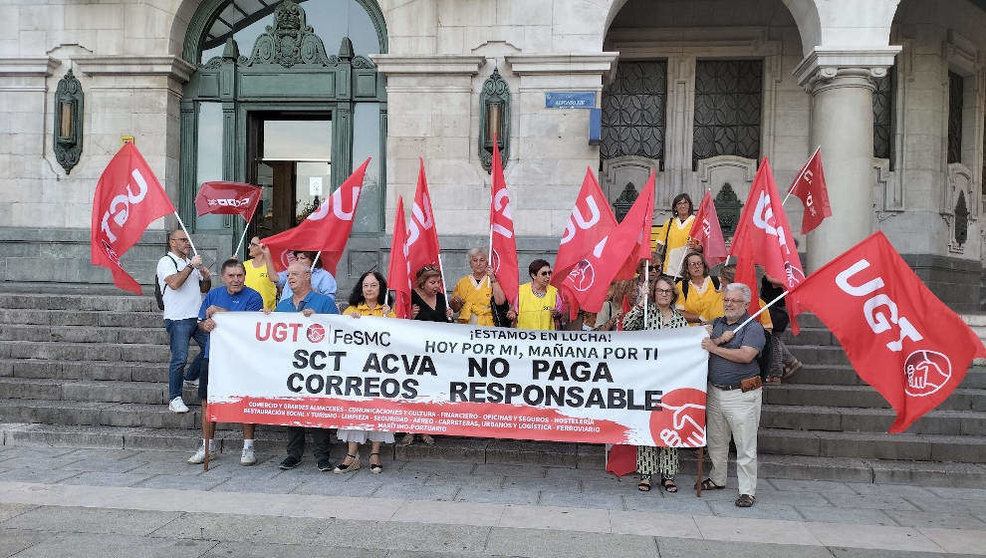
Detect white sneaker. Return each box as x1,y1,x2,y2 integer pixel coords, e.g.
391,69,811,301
169,397,189,413
240,446,257,466
188,445,217,464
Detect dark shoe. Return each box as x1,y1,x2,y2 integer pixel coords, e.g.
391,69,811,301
332,453,361,474
317,458,334,472
661,476,678,493
735,494,756,507
783,359,803,379
637,475,652,492
696,478,725,491
369,452,383,474
279,455,301,470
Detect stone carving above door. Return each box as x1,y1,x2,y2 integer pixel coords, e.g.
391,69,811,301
601,156,660,214
244,0,332,68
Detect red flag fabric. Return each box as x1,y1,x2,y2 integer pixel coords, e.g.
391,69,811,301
732,226,761,318
690,190,728,268
91,142,176,294
787,232,986,433
561,171,655,313
261,158,370,274
387,197,412,319
789,147,832,234
730,158,805,334
552,168,618,287
405,158,444,288
489,136,519,308
195,181,262,221
605,444,637,476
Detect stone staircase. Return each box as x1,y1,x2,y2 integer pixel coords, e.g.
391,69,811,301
0,290,984,486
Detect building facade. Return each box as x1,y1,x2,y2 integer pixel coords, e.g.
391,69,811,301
0,0,982,311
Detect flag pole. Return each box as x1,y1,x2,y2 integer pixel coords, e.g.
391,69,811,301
233,219,250,258
643,259,650,329
311,251,320,272
782,145,820,206
487,225,494,269
173,211,199,257
731,290,789,334
437,253,449,294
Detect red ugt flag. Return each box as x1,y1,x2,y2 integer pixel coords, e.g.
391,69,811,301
489,135,519,308
788,232,986,433
552,167,618,290
262,158,371,274
91,142,176,294
195,181,262,222
731,158,806,334
387,197,412,319
789,147,832,234
561,170,655,313
689,189,727,268
405,159,444,288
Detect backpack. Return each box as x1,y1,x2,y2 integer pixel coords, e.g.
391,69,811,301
755,325,773,380
153,255,178,311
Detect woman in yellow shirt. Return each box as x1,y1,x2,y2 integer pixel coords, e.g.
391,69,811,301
449,248,507,326
508,259,563,330
242,236,277,310
653,193,702,275
335,270,395,474
675,252,720,324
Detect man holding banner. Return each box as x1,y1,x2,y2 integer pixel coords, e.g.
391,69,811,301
272,261,339,471
700,282,766,508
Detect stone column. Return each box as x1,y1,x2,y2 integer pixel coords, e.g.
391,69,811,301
795,49,899,271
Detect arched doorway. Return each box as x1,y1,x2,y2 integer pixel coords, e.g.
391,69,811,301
178,0,387,271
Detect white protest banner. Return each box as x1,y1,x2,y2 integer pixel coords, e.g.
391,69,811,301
208,313,709,447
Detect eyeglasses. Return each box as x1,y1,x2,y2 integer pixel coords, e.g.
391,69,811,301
687,261,704,267
171,237,190,243
248,242,261,248
655,288,674,295
723,298,746,304
420,265,437,272
538,270,552,276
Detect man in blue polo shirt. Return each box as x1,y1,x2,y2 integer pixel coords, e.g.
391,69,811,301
274,260,338,471
188,259,264,466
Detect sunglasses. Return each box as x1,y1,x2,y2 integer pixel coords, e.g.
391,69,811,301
538,270,553,276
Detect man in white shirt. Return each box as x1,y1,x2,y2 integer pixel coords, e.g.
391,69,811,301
158,229,211,413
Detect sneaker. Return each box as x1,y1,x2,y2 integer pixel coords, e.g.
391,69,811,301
316,458,334,472
169,397,189,413
188,445,216,464
279,455,301,470
240,446,257,466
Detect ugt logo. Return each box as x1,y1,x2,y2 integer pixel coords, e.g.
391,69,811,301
567,259,595,292
903,350,952,397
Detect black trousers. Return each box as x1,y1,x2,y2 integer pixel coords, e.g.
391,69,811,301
285,427,331,461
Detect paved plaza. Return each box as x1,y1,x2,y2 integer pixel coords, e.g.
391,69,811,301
0,445,984,557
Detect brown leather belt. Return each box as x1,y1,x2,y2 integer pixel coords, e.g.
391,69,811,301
712,376,760,391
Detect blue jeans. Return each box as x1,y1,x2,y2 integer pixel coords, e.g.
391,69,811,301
164,318,207,400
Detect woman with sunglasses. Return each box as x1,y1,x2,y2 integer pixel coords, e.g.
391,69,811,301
623,274,688,493
507,259,563,330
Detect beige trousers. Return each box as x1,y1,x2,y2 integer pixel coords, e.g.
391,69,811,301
706,383,763,496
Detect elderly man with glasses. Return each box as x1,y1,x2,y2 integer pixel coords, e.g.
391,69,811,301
157,229,212,413
699,282,767,508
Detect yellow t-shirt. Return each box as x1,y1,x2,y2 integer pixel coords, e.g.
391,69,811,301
675,276,719,322
652,215,695,273
452,275,494,326
343,302,396,318
244,258,277,310
517,283,558,330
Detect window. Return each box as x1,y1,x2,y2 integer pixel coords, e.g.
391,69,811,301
601,61,667,162
692,60,762,169
948,71,964,164
872,66,895,167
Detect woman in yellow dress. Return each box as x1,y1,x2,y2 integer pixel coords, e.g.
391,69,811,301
242,236,277,310
334,270,395,474
675,252,720,324
653,193,702,275
508,259,563,330
449,248,507,326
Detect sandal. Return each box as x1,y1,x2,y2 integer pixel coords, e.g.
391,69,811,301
332,453,360,474
783,359,803,379
661,477,678,493
765,376,782,383
369,452,383,474
420,434,435,446
696,478,725,491
735,494,756,507
637,475,652,492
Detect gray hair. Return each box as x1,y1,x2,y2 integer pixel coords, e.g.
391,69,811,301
465,247,487,262
724,282,752,304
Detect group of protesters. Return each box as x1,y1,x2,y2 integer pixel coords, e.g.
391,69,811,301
156,191,799,508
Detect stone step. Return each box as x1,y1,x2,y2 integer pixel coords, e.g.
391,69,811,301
758,428,986,463
761,404,986,436
778,328,836,346
0,292,158,312
785,345,849,366
0,308,162,329
764,383,986,411
0,340,183,363
0,324,169,345
0,378,199,405
0,399,200,430
0,358,169,383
